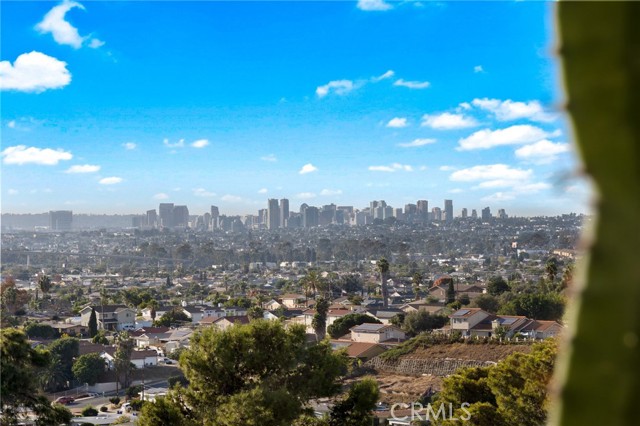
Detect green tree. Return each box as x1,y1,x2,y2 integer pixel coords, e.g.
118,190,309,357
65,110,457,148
327,313,381,339
433,340,557,426
47,336,80,390
487,276,510,296
138,320,347,426
115,332,135,389
247,306,264,320
88,307,98,338
312,297,330,340
73,353,105,385
377,258,390,308
24,322,59,340
471,294,500,314
92,330,109,345
1,328,73,425
545,258,559,283
446,280,456,304
328,377,379,426
412,272,423,301
499,293,565,321
38,274,52,295
402,311,448,336
154,307,192,327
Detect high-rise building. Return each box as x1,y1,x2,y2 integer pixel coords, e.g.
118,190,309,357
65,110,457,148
159,203,174,228
279,199,289,228
146,209,158,227
498,209,508,219
268,199,280,230
471,209,478,219
49,210,73,230
303,206,319,228
417,200,429,222
482,207,492,221
461,208,468,219
210,205,220,229
173,205,189,228
432,207,442,221
444,200,453,222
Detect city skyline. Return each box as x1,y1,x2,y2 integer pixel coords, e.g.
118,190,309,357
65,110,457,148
1,1,590,216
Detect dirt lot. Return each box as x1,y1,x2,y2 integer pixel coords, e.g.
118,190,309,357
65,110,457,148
405,342,532,362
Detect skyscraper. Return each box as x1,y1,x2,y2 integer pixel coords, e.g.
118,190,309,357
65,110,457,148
416,200,429,222
268,199,280,230
482,207,492,221
210,205,220,229
159,203,174,228
303,206,319,228
279,198,289,228
444,199,453,222
146,209,158,227
49,210,72,230
173,205,189,228
461,208,468,219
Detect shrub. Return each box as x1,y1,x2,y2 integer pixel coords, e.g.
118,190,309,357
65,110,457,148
109,396,120,405
81,406,98,416
100,406,108,412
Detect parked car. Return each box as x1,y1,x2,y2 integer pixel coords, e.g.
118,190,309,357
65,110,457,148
54,396,74,405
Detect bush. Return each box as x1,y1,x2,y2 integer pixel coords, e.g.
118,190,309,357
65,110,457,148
168,374,189,388
81,406,98,416
100,406,108,412
130,399,145,411
109,396,120,405
126,385,143,399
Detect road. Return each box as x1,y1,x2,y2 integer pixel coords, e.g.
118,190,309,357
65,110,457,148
66,380,169,415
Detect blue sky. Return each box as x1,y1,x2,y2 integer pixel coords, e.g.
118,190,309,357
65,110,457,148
1,0,590,216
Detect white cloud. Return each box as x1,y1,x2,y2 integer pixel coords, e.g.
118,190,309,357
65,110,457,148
450,164,532,183
191,139,209,148
36,1,103,49
0,51,71,93
393,79,430,89
320,189,343,196
369,163,413,172
163,138,184,149
449,188,464,194
471,98,557,122
299,163,318,174
398,138,436,148
514,140,570,164
221,194,243,202
316,80,354,97
99,176,122,185
65,164,100,173
7,120,16,128
457,125,559,151
371,70,394,82
8,189,19,195
261,154,277,162
154,193,169,200
422,113,478,130
482,192,516,202
88,38,105,48
357,0,393,11
386,117,408,128
1,145,72,165
296,192,317,200
439,165,456,172
193,188,216,197
258,188,268,194
474,65,484,73
123,142,136,150
36,0,86,48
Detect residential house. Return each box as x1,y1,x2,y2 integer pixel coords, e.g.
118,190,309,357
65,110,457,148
350,323,406,344
365,308,404,325
209,316,250,332
399,301,446,316
80,305,136,331
281,294,307,309
331,341,388,362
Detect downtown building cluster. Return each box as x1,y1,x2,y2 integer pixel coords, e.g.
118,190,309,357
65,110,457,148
129,198,509,232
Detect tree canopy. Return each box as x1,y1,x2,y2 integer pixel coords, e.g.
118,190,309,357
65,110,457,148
1,328,73,426
138,320,348,426
73,353,105,385
327,313,381,339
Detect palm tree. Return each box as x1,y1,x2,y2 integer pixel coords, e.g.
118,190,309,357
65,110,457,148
38,274,52,295
377,258,390,308
300,269,323,300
